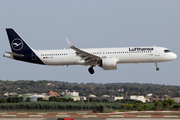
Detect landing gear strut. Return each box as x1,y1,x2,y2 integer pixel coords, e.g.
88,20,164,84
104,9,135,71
88,66,94,74
155,62,159,71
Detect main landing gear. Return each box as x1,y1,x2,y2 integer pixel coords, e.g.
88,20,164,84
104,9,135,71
155,62,159,71
88,66,94,74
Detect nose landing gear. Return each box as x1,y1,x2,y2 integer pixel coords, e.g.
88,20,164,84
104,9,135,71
88,66,94,74
155,62,159,71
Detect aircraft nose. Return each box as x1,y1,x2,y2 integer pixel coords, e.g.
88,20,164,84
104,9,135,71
172,53,177,60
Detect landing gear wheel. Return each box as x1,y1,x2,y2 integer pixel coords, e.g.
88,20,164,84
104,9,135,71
88,67,94,74
156,67,159,71
155,62,159,71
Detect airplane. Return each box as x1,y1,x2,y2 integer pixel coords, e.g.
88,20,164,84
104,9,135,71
3,28,177,74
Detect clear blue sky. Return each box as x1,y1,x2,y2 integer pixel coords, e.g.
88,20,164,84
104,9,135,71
0,0,179,85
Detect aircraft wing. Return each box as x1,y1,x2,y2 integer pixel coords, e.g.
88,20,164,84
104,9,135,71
65,38,101,65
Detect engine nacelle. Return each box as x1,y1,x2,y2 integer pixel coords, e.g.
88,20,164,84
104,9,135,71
100,57,117,70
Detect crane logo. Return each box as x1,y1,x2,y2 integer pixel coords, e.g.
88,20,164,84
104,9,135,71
11,38,23,51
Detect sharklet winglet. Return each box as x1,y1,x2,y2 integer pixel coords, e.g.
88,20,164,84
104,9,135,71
65,37,73,48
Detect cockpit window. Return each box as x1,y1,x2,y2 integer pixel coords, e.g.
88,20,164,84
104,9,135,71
164,49,171,53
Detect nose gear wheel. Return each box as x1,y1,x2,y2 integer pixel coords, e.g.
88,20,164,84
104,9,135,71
155,62,159,71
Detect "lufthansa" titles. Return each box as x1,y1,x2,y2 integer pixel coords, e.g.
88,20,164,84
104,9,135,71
129,47,153,51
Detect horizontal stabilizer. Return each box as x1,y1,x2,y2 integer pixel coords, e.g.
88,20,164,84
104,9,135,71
5,51,24,57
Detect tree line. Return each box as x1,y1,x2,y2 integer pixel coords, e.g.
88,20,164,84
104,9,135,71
1,80,180,98
0,96,180,111
0,98,180,112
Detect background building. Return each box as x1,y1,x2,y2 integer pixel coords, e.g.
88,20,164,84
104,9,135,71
87,94,123,102
123,95,149,103
60,90,80,101
63,90,79,97
47,91,57,97
172,97,180,103
22,95,50,101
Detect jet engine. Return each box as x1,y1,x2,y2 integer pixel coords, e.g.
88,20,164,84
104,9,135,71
99,57,117,70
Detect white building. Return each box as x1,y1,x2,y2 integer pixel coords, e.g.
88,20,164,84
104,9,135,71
80,96,87,101
172,97,180,103
4,92,17,97
67,91,79,96
60,90,80,101
88,94,96,98
22,95,50,101
30,95,50,101
147,93,153,97
64,90,79,97
108,97,123,102
124,95,149,103
88,94,123,102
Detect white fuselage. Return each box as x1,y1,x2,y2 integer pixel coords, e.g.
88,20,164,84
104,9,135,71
33,46,177,66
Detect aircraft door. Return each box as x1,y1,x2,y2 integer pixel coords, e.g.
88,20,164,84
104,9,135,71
100,51,106,57
32,52,36,60
155,47,160,56
69,52,74,59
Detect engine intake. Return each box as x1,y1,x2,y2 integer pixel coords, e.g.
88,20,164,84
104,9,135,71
100,57,117,70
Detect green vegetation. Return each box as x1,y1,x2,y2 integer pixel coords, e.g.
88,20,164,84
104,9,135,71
0,96,23,103
25,97,31,102
0,80,180,98
0,97,179,112
0,102,122,110
92,103,106,113
0,80,180,112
